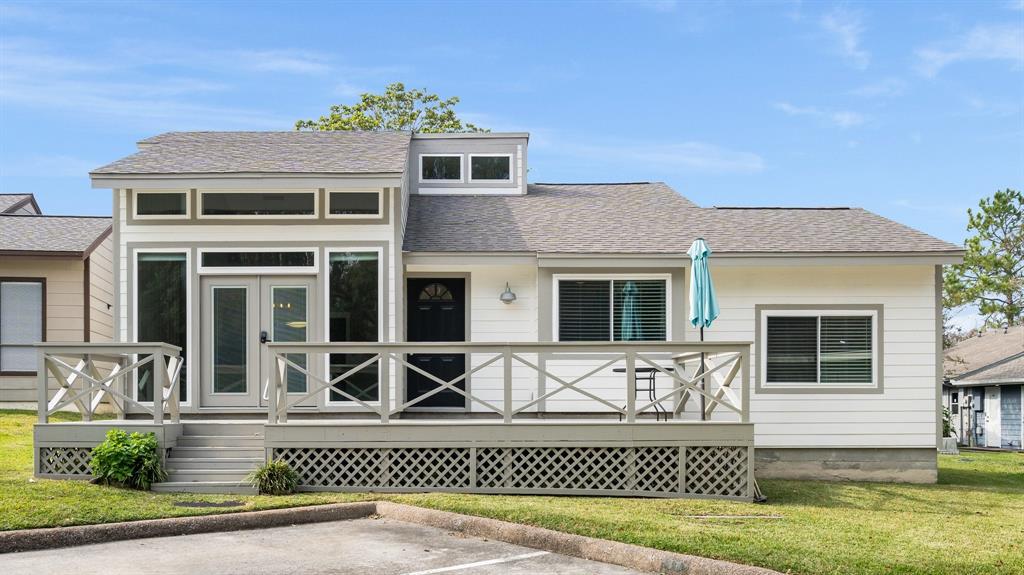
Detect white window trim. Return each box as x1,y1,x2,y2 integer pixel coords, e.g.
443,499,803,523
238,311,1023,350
197,189,319,220
759,308,879,390
197,247,319,275
133,190,190,220
552,273,672,342
208,284,251,395
323,247,385,406
132,248,192,407
325,189,384,220
468,153,514,184
418,154,463,183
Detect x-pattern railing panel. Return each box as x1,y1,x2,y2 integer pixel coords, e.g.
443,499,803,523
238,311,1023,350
263,341,751,424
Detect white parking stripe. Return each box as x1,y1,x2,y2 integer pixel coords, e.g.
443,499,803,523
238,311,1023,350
400,551,551,575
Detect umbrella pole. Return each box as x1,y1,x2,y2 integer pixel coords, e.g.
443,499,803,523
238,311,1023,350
700,325,706,421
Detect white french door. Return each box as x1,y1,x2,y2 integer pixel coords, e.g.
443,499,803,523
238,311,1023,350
200,275,317,408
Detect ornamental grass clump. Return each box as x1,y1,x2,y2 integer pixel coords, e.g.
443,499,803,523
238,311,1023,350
247,460,299,495
90,429,167,490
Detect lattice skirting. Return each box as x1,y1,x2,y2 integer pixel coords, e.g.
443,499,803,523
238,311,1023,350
273,445,752,499
37,447,93,477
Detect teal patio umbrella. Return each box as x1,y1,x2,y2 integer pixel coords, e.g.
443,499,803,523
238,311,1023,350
688,238,719,420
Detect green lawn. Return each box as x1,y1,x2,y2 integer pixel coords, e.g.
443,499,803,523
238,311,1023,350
2,410,1022,575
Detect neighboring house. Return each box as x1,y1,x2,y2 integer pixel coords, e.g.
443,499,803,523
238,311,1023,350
0,194,113,404
943,326,1024,450
31,131,962,497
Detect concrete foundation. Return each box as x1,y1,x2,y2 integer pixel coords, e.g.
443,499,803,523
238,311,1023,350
754,448,937,483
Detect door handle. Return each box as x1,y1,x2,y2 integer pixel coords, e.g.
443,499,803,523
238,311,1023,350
260,330,269,344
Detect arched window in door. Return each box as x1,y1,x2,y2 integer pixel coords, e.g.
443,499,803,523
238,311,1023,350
418,282,453,301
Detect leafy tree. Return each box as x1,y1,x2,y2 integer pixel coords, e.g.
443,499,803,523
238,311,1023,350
944,189,1024,327
296,82,487,133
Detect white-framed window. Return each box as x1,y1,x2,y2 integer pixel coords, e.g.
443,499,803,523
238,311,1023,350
197,247,318,275
418,154,462,183
553,274,671,342
0,279,44,375
323,248,384,405
198,190,318,219
133,190,189,219
326,190,383,219
132,249,191,405
468,153,513,183
759,308,878,390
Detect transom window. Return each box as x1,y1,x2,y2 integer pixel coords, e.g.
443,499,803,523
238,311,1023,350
198,249,317,274
200,191,316,217
469,154,512,182
555,277,668,342
328,191,381,217
135,191,187,217
420,155,461,181
0,279,44,374
761,309,878,389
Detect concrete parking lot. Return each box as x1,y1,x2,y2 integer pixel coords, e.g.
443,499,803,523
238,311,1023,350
0,518,645,574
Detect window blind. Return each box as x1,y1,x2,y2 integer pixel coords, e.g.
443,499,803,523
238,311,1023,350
0,281,43,372
820,316,872,383
558,280,611,341
765,316,818,383
612,280,666,341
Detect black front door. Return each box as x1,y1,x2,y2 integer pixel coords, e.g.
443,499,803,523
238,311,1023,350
407,278,466,408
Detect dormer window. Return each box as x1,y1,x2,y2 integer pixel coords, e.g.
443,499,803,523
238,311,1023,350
469,154,512,182
420,155,462,182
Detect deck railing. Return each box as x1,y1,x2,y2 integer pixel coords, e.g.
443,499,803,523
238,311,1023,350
265,342,751,425
35,343,182,424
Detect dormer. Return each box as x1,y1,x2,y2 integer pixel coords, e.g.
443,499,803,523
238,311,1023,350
409,132,528,196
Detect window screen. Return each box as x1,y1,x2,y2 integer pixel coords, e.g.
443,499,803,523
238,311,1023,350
765,314,874,385
559,279,667,342
421,156,461,180
0,281,43,372
136,192,186,216
470,156,511,180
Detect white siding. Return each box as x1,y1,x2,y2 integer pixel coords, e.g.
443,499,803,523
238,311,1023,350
686,264,938,449
88,235,114,342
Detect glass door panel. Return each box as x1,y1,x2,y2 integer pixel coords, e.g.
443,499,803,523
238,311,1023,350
260,276,318,408
200,276,259,407
212,287,248,393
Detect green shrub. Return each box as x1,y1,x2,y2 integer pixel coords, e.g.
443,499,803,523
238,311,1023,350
248,460,299,495
90,429,167,490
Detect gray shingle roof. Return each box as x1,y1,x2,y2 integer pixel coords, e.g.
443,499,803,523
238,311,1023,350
945,326,1024,381
0,215,111,254
956,353,1024,384
0,194,35,213
403,182,963,255
92,131,412,175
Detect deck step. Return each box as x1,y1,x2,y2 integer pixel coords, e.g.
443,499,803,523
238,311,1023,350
166,457,263,470
152,481,257,495
181,423,264,437
169,446,265,459
166,469,253,482
177,435,264,448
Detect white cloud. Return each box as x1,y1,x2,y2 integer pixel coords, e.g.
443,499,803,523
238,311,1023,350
232,50,331,75
850,77,907,98
559,140,765,174
915,24,1024,77
820,7,870,70
773,102,866,128
636,0,678,12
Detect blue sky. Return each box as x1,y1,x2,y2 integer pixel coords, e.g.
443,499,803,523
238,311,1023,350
1,2,1021,252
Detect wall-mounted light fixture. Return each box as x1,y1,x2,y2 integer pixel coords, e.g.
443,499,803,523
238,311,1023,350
499,282,517,304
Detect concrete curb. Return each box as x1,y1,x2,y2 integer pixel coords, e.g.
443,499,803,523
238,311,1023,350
0,502,377,554
374,501,780,575
1,501,781,574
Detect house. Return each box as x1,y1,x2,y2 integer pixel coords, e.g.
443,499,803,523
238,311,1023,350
943,326,1024,449
1,194,113,405
31,131,963,497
